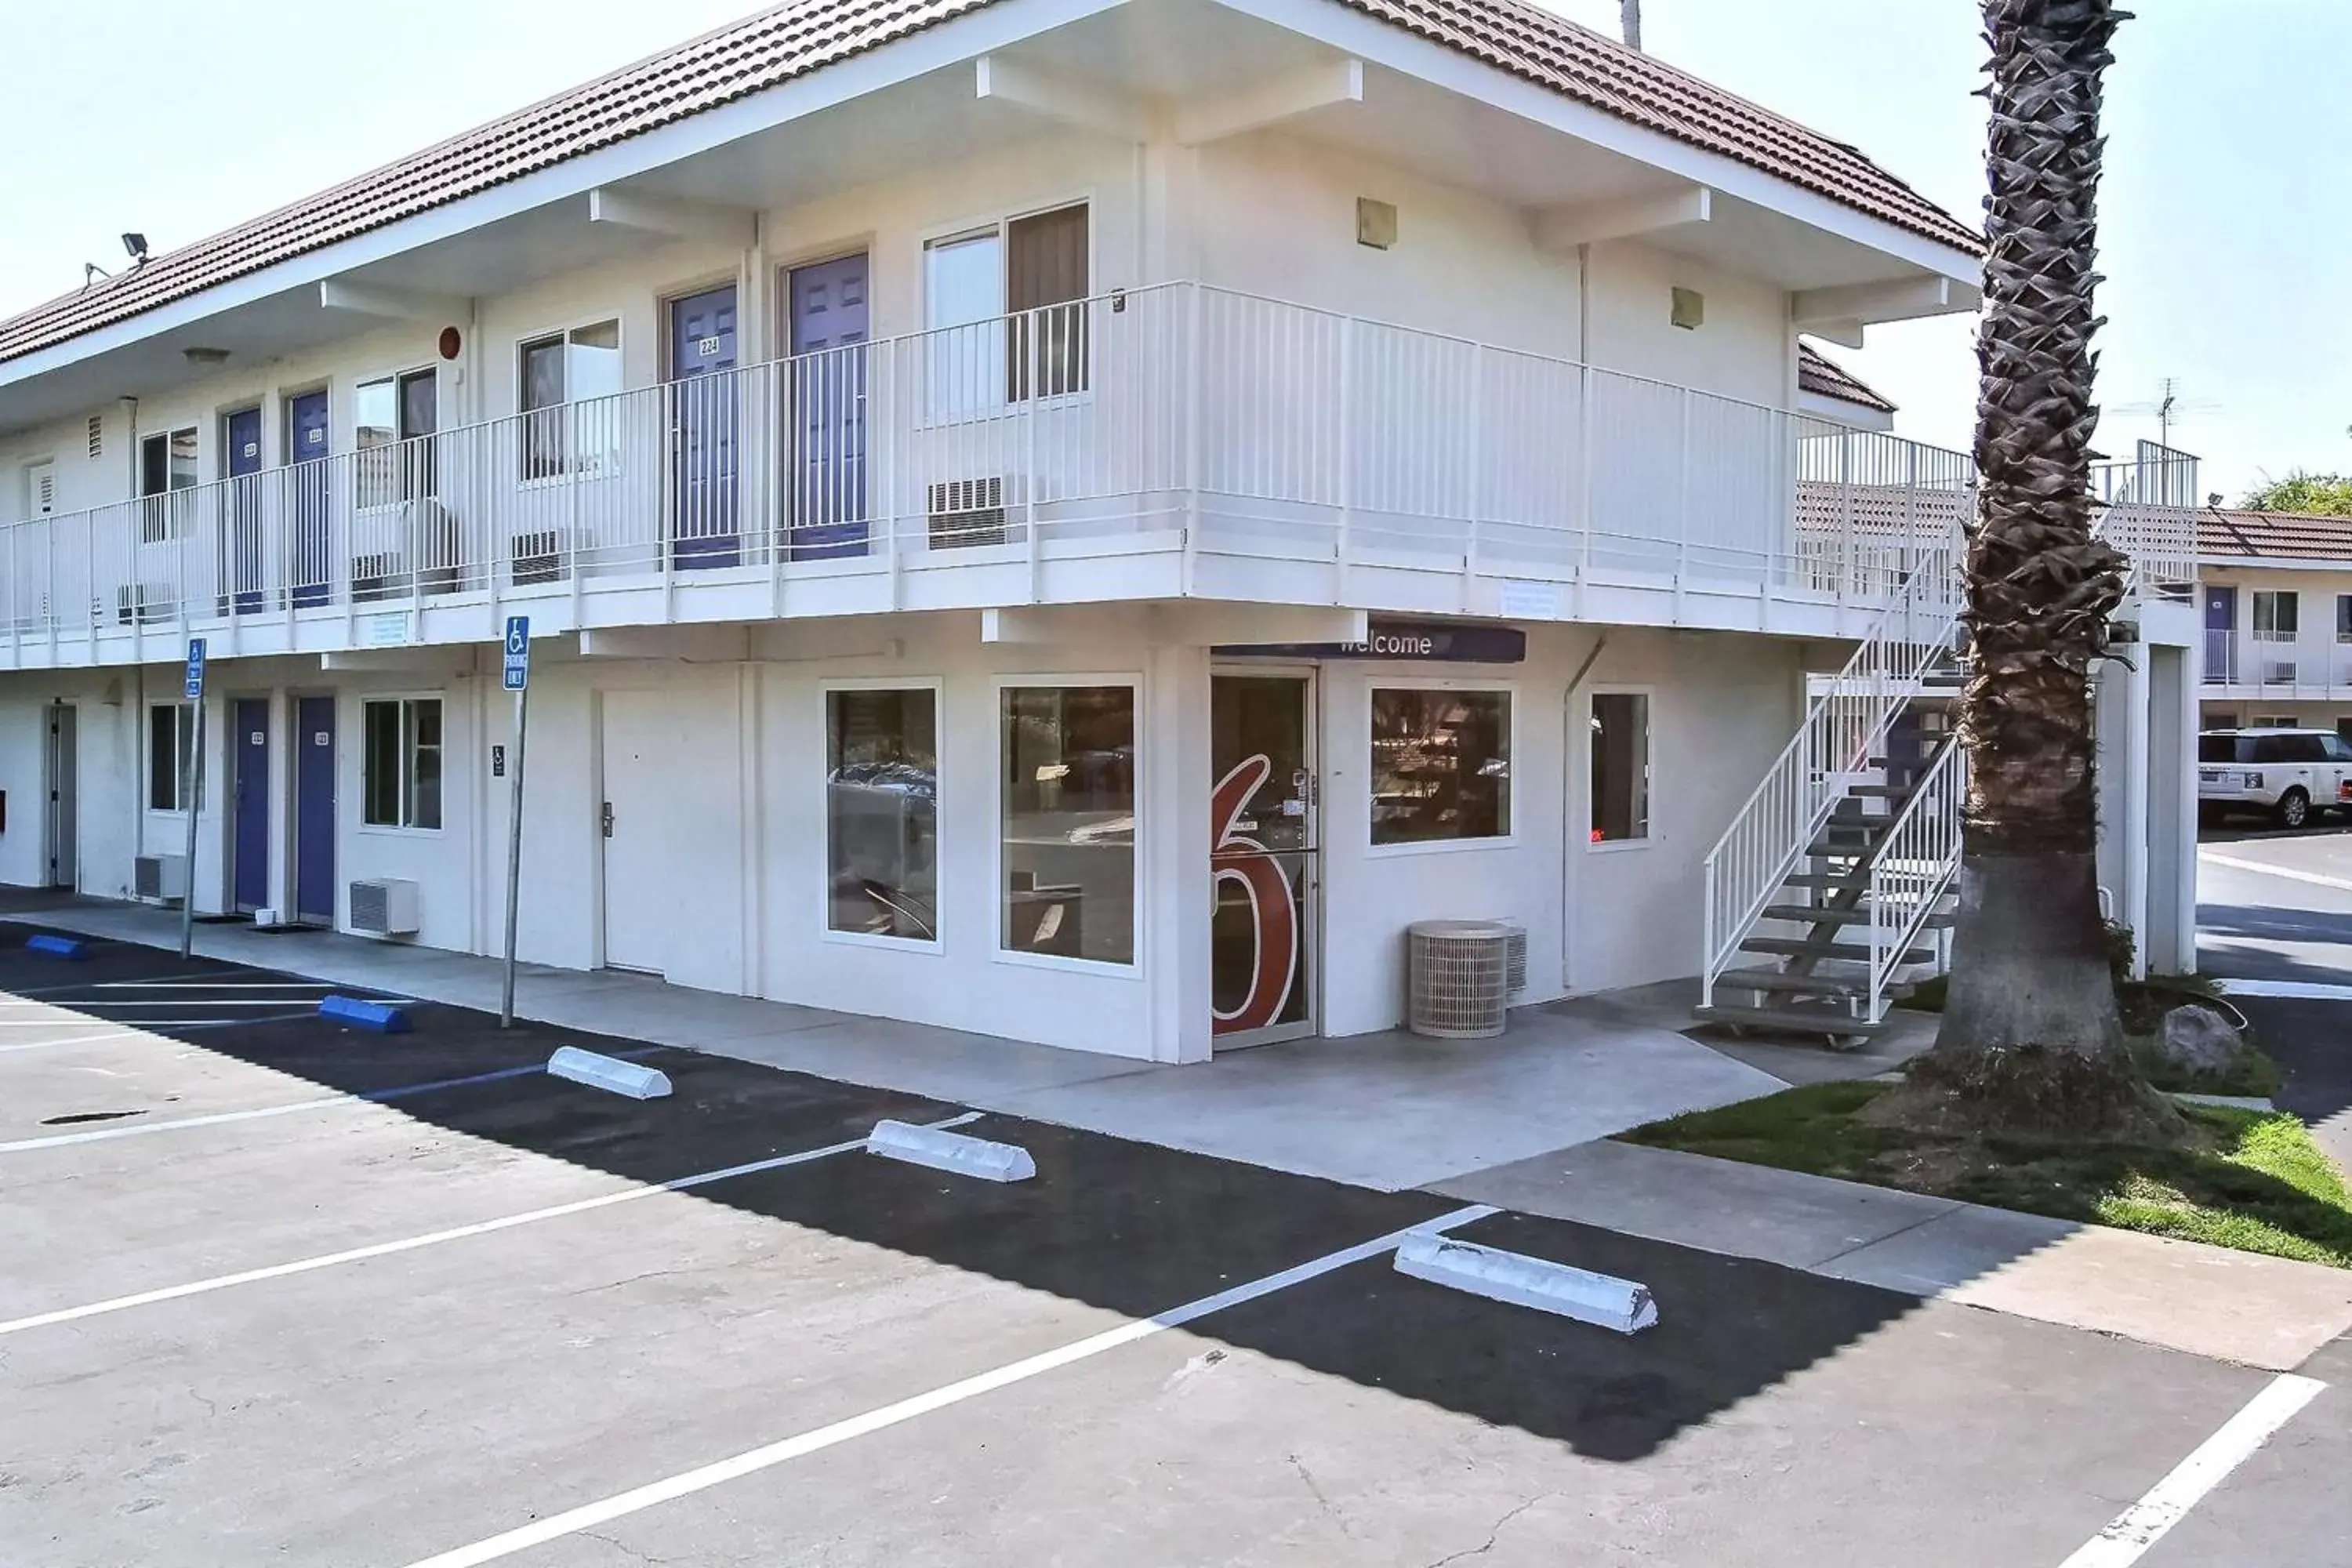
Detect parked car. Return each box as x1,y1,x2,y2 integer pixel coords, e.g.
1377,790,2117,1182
2198,728,2352,829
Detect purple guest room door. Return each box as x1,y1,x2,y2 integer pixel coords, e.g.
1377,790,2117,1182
289,391,332,607
669,285,740,568
786,252,869,559
295,697,336,927
232,698,271,913
226,408,265,615
2204,584,2236,684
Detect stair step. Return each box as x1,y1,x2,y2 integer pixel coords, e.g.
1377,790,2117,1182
1715,965,1870,998
1760,903,1956,930
1693,1003,1885,1042
1845,783,1912,798
1740,935,1938,964
1784,870,1871,890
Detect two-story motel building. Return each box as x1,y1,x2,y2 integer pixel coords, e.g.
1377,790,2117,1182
0,0,2201,1062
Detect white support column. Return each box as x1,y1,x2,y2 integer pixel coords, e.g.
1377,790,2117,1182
1145,641,1214,1064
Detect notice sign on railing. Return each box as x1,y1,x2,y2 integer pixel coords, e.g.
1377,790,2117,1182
1218,618,1526,663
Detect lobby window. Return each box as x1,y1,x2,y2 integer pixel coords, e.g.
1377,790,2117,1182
1000,683,1134,965
147,703,194,811
518,320,622,478
826,687,939,942
1369,688,1512,846
362,697,442,829
1590,692,1651,844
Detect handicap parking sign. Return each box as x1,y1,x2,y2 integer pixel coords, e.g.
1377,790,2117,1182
503,617,531,692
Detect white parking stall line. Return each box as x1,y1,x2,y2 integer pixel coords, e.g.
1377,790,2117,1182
401,1203,1501,1568
0,1029,158,1056
2198,851,2352,894
0,1051,665,1155
2056,1374,2328,1566
0,1113,982,1338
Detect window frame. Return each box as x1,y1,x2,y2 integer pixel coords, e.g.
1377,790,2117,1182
2252,590,2300,639
137,425,200,543
514,316,625,483
819,677,947,955
147,701,195,814
354,365,441,510
1586,685,1657,852
918,198,1094,424
989,672,1145,978
358,694,446,834
1363,678,1519,856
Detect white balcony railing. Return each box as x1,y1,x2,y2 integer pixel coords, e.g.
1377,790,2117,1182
0,284,2012,664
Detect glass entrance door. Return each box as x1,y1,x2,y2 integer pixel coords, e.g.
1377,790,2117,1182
1210,673,1317,1048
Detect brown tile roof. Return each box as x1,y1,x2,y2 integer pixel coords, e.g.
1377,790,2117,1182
2198,508,2352,562
0,0,1982,370
1797,343,1895,414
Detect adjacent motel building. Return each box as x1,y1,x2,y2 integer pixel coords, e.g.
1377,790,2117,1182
0,0,2205,1062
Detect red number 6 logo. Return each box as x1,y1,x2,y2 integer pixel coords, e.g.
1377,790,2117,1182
1210,753,1298,1035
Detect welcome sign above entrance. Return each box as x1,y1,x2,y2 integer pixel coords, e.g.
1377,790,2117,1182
1217,618,1526,664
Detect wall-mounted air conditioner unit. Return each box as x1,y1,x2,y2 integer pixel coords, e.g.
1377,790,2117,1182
133,853,188,903
2263,661,2298,685
115,584,174,626
349,877,421,937
928,476,1008,549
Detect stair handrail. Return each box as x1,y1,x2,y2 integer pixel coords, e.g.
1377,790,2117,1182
1700,557,1962,1007
1863,733,1966,1022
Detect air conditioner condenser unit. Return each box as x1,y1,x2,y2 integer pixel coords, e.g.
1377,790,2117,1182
133,853,188,903
348,877,421,937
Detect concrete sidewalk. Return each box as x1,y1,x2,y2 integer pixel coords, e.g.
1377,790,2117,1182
0,894,1784,1192
1440,1138,2352,1372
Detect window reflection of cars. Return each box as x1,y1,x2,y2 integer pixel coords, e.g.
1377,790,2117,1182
828,760,937,937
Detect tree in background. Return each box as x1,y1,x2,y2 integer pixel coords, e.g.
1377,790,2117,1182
1883,0,2174,1140
2244,472,2352,516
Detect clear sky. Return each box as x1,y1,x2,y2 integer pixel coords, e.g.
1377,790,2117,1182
1,0,2341,500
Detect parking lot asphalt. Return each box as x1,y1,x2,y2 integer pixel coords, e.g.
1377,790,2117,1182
0,922,2339,1567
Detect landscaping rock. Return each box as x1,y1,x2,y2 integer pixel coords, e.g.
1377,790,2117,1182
2156,1004,2252,1080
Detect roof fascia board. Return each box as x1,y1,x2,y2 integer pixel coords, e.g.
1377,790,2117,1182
1793,275,1962,328
1203,0,1983,285
0,0,1125,396
2199,554,2352,573
318,278,470,322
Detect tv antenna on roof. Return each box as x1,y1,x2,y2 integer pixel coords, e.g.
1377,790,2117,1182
2112,376,2221,452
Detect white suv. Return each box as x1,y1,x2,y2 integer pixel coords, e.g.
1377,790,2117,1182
2198,728,2352,829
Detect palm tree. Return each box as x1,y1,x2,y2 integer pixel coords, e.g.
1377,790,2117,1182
1896,0,2169,1137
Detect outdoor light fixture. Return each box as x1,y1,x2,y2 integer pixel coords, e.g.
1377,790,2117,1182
181,347,230,365
122,233,149,264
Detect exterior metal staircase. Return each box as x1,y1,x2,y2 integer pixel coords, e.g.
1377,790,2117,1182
1699,564,1968,1043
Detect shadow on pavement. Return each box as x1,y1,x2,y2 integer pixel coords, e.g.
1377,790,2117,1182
0,906,1928,1464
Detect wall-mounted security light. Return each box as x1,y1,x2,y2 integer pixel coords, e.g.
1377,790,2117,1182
182,347,230,366
1356,197,1398,250
122,233,149,265
1670,286,1704,330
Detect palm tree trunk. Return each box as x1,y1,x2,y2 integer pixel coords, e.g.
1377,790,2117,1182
1904,0,2164,1137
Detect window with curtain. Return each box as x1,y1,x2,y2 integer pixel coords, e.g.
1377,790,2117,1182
518,321,621,478
137,426,198,543
356,368,439,507
922,204,1089,415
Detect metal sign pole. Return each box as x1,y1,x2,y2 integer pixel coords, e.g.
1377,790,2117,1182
499,615,532,1028
179,638,206,961
502,681,530,1027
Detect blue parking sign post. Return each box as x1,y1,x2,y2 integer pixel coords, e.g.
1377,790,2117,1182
179,639,207,960
500,617,530,1026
